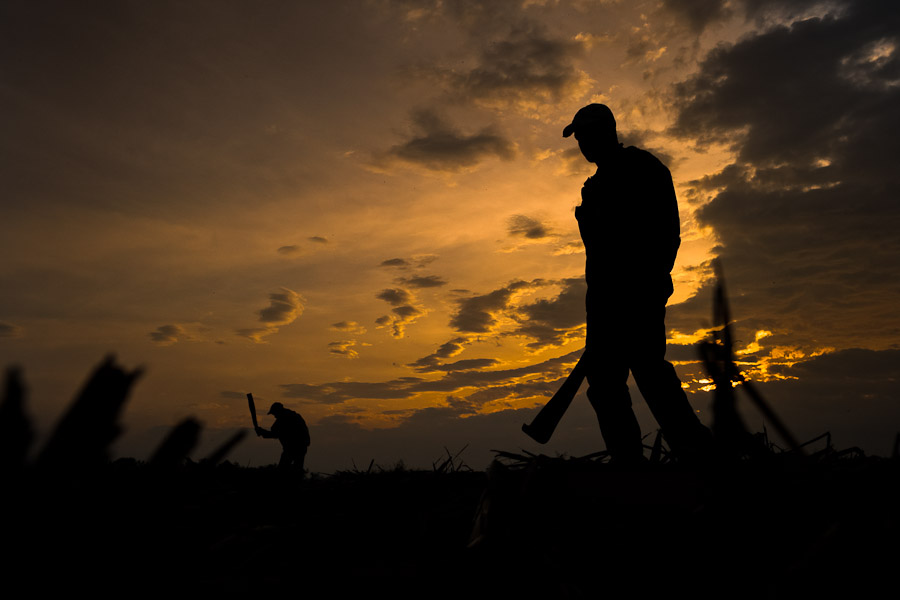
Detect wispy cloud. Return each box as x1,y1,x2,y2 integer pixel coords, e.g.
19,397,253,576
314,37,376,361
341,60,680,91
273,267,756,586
371,109,515,173
329,339,360,359
507,214,552,239
149,324,185,345
331,321,367,334
422,21,594,114
450,279,547,334
280,348,581,406
375,287,424,338
395,274,447,288
237,288,304,342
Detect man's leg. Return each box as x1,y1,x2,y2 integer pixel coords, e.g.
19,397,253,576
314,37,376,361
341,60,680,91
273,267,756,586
629,304,712,460
585,299,644,462
296,450,307,474
586,367,644,462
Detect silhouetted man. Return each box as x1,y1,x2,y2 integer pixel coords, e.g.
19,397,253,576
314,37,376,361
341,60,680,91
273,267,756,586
256,402,310,472
564,103,710,464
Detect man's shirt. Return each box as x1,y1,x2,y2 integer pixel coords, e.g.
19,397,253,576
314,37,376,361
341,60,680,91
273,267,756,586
575,145,681,304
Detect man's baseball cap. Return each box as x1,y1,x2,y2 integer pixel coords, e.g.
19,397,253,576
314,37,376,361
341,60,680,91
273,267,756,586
562,103,616,138
268,402,284,415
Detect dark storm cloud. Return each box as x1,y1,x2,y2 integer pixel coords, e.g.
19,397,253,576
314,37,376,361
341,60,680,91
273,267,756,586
149,324,184,345
668,1,900,352
672,4,900,165
277,245,300,255
308,236,328,244
396,275,448,288
280,348,580,404
507,215,551,239
375,109,515,172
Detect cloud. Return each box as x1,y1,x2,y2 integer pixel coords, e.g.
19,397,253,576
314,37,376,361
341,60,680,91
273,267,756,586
372,109,515,173
507,214,552,239
746,347,900,455
237,288,304,342
407,336,472,372
392,305,421,319
511,277,587,351
277,245,300,255
375,287,424,338
661,0,733,34
149,324,185,345
450,279,545,334
219,390,247,400
0,321,23,338
396,275,447,288
331,321,367,334
380,255,439,270
552,240,584,256
557,146,589,176
376,288,412,306
380,258,410,268
426,22,593,114
668,1,900,354
279,348,581,405
329,340,360,359
258,289,304,324
430,358,500,371
308,236,329,243
406,277,584,373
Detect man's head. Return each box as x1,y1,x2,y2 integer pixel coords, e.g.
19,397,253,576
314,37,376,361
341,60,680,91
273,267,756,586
562,103,619,164
268,402,285,416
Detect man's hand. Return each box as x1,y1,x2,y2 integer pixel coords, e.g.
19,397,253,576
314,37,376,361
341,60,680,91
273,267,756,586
255,426,264,437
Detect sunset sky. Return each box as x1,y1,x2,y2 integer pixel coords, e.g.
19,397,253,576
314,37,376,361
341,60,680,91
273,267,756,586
3,0,899,471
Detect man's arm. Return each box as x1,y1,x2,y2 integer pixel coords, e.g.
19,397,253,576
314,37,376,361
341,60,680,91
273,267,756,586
255,427,276,439
650,162,681,300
